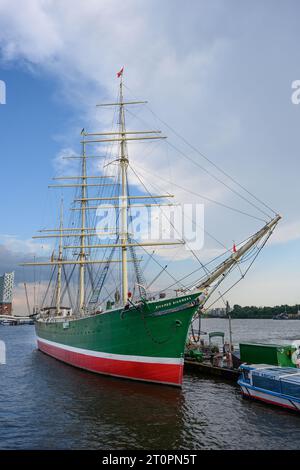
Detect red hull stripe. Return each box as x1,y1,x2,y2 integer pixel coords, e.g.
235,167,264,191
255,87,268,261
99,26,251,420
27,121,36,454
37,338,183,386
242,391,298,411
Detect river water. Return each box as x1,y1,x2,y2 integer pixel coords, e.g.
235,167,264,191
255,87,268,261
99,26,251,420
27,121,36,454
0,319,300,450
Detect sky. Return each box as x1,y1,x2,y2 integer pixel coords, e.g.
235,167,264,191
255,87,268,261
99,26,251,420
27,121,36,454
0,0,299,313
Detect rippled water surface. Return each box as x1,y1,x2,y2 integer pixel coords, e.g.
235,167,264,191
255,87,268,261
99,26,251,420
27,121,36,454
1,320,300,450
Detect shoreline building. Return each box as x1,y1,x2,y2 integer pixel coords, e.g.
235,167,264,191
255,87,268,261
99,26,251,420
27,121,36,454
207,307,227,318
0,272,14,315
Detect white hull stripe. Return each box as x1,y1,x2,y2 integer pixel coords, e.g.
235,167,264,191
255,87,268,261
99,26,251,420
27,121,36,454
246,388,299,410
36,336,183,366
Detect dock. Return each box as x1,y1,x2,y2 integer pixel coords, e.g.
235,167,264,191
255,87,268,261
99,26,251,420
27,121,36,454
184,359,239,381
0,315,34,325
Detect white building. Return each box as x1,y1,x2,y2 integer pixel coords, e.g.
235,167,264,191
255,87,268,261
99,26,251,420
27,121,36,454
0,272,14,314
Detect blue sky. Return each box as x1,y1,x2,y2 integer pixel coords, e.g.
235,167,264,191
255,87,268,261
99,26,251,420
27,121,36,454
0,0,299,312
0,68,66,236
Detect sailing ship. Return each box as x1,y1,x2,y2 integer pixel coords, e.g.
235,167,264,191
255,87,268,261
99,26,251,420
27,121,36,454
22,70,280,386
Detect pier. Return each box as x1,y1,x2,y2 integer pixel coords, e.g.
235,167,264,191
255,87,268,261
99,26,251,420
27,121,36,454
184,359,239,381
0,315,33,325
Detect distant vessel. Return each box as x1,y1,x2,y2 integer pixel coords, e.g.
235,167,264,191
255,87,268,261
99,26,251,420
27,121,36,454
273,306,288,320
273,306,300,320
238,364,300,411
273,313,289,320
22,71,280,386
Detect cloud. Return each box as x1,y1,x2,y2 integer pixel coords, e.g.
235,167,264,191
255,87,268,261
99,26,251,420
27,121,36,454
0,0,297,306
52,147,79,175
0,1,233,137
221,270,300,308
0,1,263,234
269,219,300,245
0,240,51,288
0,242,64,315
13,281,48,316
0,0,62,63
0,234,51,255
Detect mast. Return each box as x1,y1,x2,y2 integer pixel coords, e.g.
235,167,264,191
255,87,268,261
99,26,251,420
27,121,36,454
119,75,129,304
226,300,233,352
33,255,36,314
55,199,63,315
79,135,87,312
24,282,31,316
22,71,279,314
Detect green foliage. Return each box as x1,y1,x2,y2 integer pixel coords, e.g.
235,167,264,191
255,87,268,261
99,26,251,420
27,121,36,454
229,304,299,319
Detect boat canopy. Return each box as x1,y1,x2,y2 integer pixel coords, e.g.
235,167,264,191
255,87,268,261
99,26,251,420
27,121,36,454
208,331,225,339
208,331,225,345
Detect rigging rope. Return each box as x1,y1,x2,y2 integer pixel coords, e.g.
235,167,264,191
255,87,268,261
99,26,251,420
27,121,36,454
203,225,277,311
133,162,267,224
123,83,277,217
128,163,212,275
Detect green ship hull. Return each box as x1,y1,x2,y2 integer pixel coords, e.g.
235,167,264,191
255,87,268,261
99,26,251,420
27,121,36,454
36,292,201,386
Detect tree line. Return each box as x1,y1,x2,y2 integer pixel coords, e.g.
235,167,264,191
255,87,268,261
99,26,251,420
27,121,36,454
227,304,299,319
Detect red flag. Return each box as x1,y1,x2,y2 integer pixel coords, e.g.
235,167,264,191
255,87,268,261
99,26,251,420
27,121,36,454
117,67,124,78
233,243,237,253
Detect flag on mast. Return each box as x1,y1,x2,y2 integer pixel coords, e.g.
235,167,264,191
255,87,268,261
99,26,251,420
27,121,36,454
233,243,237,253
117,67,124,78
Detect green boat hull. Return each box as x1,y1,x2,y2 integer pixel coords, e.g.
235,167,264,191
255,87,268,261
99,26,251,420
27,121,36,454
35,293,201,386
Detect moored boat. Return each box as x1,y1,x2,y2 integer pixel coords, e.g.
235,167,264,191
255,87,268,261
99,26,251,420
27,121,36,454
238,364,300,411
